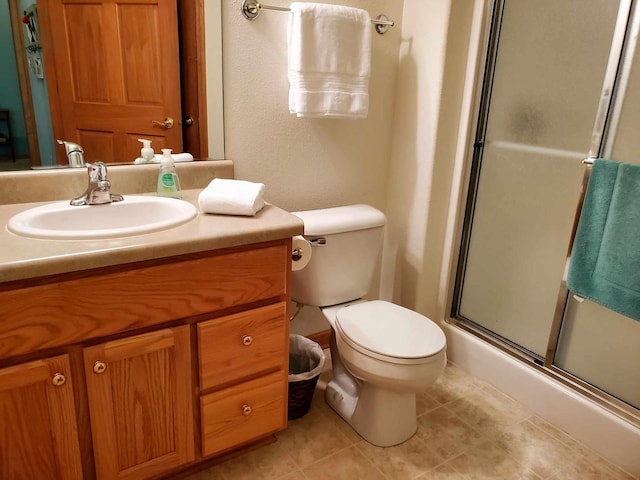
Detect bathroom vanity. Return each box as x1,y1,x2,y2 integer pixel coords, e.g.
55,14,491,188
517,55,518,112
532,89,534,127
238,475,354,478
0,186,303,480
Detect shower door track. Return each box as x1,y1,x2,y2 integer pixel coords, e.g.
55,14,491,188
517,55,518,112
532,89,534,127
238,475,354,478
451,0,640,428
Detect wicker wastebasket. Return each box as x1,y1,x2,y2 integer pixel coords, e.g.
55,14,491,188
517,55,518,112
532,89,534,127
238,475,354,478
288,334,326,420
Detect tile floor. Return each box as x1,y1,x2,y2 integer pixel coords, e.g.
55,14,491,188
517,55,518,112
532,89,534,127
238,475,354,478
188,357,638,480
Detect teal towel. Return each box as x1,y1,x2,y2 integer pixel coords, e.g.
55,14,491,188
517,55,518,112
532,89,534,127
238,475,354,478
567,159,640,321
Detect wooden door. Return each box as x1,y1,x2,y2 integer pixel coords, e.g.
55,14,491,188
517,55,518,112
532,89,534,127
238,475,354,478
0,355,83,480
40,0,182,164
84,326,194,480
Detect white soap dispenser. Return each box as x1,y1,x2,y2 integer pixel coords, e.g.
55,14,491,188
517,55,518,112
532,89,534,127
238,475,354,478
136,138,155,163
157,148,182,199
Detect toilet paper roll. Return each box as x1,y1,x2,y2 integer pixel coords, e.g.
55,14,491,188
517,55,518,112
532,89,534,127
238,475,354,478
291,235,312,271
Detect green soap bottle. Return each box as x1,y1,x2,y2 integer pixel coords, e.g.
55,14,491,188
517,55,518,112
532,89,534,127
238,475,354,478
157,149,182,199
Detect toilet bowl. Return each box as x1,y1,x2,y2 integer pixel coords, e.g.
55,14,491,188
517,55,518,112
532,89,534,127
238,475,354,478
321,300,446,446
290,204,447,446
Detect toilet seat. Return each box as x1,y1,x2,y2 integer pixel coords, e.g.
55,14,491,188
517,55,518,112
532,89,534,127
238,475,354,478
335,300,446,365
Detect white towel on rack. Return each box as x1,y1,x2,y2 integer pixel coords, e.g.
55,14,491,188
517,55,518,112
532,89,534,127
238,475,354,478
287,3,371,119
198,178,266,216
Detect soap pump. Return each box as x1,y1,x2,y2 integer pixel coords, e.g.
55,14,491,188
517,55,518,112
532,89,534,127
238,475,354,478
137,138,155,163
157,149,182,199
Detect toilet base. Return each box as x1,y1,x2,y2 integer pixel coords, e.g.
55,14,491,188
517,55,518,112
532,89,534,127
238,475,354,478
325,379,417,447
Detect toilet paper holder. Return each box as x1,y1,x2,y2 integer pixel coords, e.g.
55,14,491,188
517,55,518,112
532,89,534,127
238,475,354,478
292,237,326,261
292,246,304,262
291,236,325,270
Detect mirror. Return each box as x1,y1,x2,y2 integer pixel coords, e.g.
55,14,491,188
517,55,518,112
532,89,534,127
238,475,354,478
0,0,223,172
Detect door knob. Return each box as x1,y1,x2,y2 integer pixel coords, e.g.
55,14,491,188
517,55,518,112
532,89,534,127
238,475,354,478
52,373,66,387
93,361,107,374
151,117,174,129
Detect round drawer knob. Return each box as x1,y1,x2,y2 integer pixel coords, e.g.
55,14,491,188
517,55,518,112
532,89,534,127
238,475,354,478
52,373,66,387
242,335,253,346
242,404,252,416
93,361,107,374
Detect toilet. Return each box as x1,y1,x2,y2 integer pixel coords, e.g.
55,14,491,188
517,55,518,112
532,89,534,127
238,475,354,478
291,204,447,447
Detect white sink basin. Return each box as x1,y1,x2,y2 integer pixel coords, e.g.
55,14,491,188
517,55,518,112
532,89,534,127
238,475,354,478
7,196,198,240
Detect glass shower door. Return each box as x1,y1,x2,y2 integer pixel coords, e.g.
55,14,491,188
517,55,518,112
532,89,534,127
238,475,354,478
455,0,622,357
553,16,640,408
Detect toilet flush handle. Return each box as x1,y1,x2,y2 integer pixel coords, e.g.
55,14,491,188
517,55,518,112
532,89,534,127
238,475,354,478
309,237,326,246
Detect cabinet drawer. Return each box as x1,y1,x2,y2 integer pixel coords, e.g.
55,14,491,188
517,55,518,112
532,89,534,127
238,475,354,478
198,302,287,390
201,371,286,457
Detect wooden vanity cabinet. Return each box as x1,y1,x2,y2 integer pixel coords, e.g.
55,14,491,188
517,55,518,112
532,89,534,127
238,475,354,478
0,354,83,480
83,326,194,480
0,239,292,479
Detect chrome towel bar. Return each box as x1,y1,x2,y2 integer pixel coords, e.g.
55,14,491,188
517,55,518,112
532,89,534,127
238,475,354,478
241,0,395,34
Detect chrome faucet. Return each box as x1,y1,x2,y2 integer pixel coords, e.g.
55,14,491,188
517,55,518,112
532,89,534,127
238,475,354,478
71,162,124,206
57,139,85,167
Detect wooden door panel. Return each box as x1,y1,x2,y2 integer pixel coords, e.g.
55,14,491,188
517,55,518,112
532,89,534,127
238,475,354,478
118,4,164,104
43,0,182,164
84,326,194,480
0,383,59,479
77,130,116,164
110,348,176,469
0,355,83,480
63,3,111,103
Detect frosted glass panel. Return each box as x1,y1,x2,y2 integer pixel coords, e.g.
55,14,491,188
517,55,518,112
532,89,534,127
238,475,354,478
485,1,620,152
458,0,620,356
609,44,640,165
460,147,583,354
554,35,640,409
555,298,640,408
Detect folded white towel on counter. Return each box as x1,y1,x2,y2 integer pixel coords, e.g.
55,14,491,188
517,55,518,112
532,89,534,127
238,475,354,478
288,2,371,119
198,178,266,216
134,153,194,164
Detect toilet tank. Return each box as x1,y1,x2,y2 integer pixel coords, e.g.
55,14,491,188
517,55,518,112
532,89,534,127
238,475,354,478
291,205,386,307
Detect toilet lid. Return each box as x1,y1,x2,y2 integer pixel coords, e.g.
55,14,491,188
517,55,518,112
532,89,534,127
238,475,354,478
335,300,446,360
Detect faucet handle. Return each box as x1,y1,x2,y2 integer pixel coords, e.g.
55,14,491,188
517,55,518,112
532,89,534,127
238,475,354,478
87,162,108,182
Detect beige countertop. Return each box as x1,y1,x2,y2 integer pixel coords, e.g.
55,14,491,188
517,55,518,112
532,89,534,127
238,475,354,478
0,189,304,283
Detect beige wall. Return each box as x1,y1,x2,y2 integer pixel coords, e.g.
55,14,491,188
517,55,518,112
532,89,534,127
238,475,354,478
382,0,475,321
221,0,404,213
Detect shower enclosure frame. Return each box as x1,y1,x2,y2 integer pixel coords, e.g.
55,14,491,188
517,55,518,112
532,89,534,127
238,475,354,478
448,0,640,426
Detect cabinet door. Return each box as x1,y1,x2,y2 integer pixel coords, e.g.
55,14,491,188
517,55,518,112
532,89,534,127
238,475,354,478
0,355,83,480
84,326,194,480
